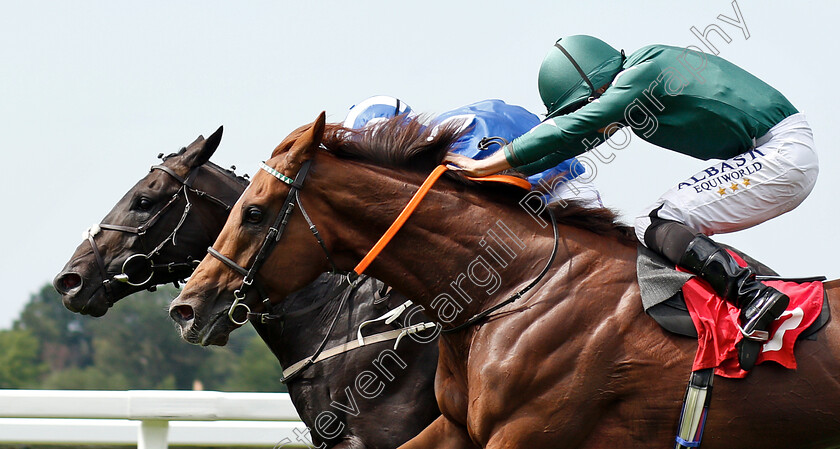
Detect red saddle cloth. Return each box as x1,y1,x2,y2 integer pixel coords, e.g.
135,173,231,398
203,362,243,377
679,252,824,379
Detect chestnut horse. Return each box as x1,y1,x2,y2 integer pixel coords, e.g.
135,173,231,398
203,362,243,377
53,127,440,449
171,113,840,449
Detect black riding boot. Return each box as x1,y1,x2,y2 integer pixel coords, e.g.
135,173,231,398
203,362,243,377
678,234,789,371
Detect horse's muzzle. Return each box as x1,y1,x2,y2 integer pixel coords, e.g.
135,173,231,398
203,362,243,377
53,270,112,317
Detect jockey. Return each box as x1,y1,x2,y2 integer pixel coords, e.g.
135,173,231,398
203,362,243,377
444,35,818,371
343,95,604,208
343,95,416,130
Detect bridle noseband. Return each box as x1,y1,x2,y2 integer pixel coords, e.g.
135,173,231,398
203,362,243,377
86,160,234,302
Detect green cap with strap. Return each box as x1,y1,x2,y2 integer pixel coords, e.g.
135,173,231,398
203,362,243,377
538,35,625,118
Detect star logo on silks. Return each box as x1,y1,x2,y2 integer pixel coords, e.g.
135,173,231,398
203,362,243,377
730,183,740,191
743,178,751,186
718,187,727,196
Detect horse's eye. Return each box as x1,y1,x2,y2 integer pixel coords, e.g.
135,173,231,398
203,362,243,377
137,197,153,211
244,207,264,224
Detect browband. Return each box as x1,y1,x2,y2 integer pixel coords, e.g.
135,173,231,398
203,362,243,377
260,161,295,185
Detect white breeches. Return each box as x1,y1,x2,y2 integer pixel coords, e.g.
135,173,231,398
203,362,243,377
635,112,818,243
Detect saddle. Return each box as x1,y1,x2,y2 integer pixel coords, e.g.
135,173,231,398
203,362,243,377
639,245,830,343
638,245,831,447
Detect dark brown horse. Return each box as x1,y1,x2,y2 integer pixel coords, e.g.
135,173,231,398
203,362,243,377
53,128,440,449
54,127,243,316
171,113,840,449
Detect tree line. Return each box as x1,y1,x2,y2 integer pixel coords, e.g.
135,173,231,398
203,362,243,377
0,284,285,393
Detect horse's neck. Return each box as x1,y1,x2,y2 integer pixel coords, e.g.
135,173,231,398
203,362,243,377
316,162,573,327
254,274,387,369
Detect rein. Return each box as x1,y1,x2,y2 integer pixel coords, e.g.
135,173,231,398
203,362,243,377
347,164,558,333
278,274,364,383
85,160,235,302
441,206,558,334
211,155,556,337
352,166,533,276
204,157,435,384
353,165,450,275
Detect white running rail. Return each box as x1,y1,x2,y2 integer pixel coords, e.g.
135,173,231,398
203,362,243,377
0,390,309,448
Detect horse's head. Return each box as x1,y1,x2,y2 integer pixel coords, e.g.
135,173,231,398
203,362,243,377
169,114,343,345
54,126,245,316
169,111,483,345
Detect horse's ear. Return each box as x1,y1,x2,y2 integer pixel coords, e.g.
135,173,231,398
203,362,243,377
285,112,325,167
188,135,205,147
183,126,223,169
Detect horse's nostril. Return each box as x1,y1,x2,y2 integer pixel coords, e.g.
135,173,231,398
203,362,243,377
62,273,82,290
55,272,83,294
173,305,195,322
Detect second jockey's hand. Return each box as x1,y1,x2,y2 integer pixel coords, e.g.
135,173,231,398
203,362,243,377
443,150,512,177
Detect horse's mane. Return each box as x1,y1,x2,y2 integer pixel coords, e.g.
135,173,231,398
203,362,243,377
162,147,250,186
319,115,636,244
204,161,251,186
322,115,460,173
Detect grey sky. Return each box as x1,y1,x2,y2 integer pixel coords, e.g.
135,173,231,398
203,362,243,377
1,0,836,329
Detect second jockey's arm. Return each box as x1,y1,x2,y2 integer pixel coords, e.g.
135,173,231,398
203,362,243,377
443,63,651,178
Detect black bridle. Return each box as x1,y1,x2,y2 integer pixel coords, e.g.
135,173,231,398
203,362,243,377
86,159,235,303
207,158,353,326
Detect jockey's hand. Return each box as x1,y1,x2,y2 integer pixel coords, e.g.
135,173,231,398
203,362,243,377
444,151,512,177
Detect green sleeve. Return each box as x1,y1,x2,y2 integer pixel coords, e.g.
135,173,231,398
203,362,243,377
511,128,602,176
505,60,661,174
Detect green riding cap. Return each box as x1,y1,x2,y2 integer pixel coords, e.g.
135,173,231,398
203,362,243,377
539,35,625,118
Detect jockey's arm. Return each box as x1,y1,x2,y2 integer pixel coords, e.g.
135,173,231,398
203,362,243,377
505,61,660,176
